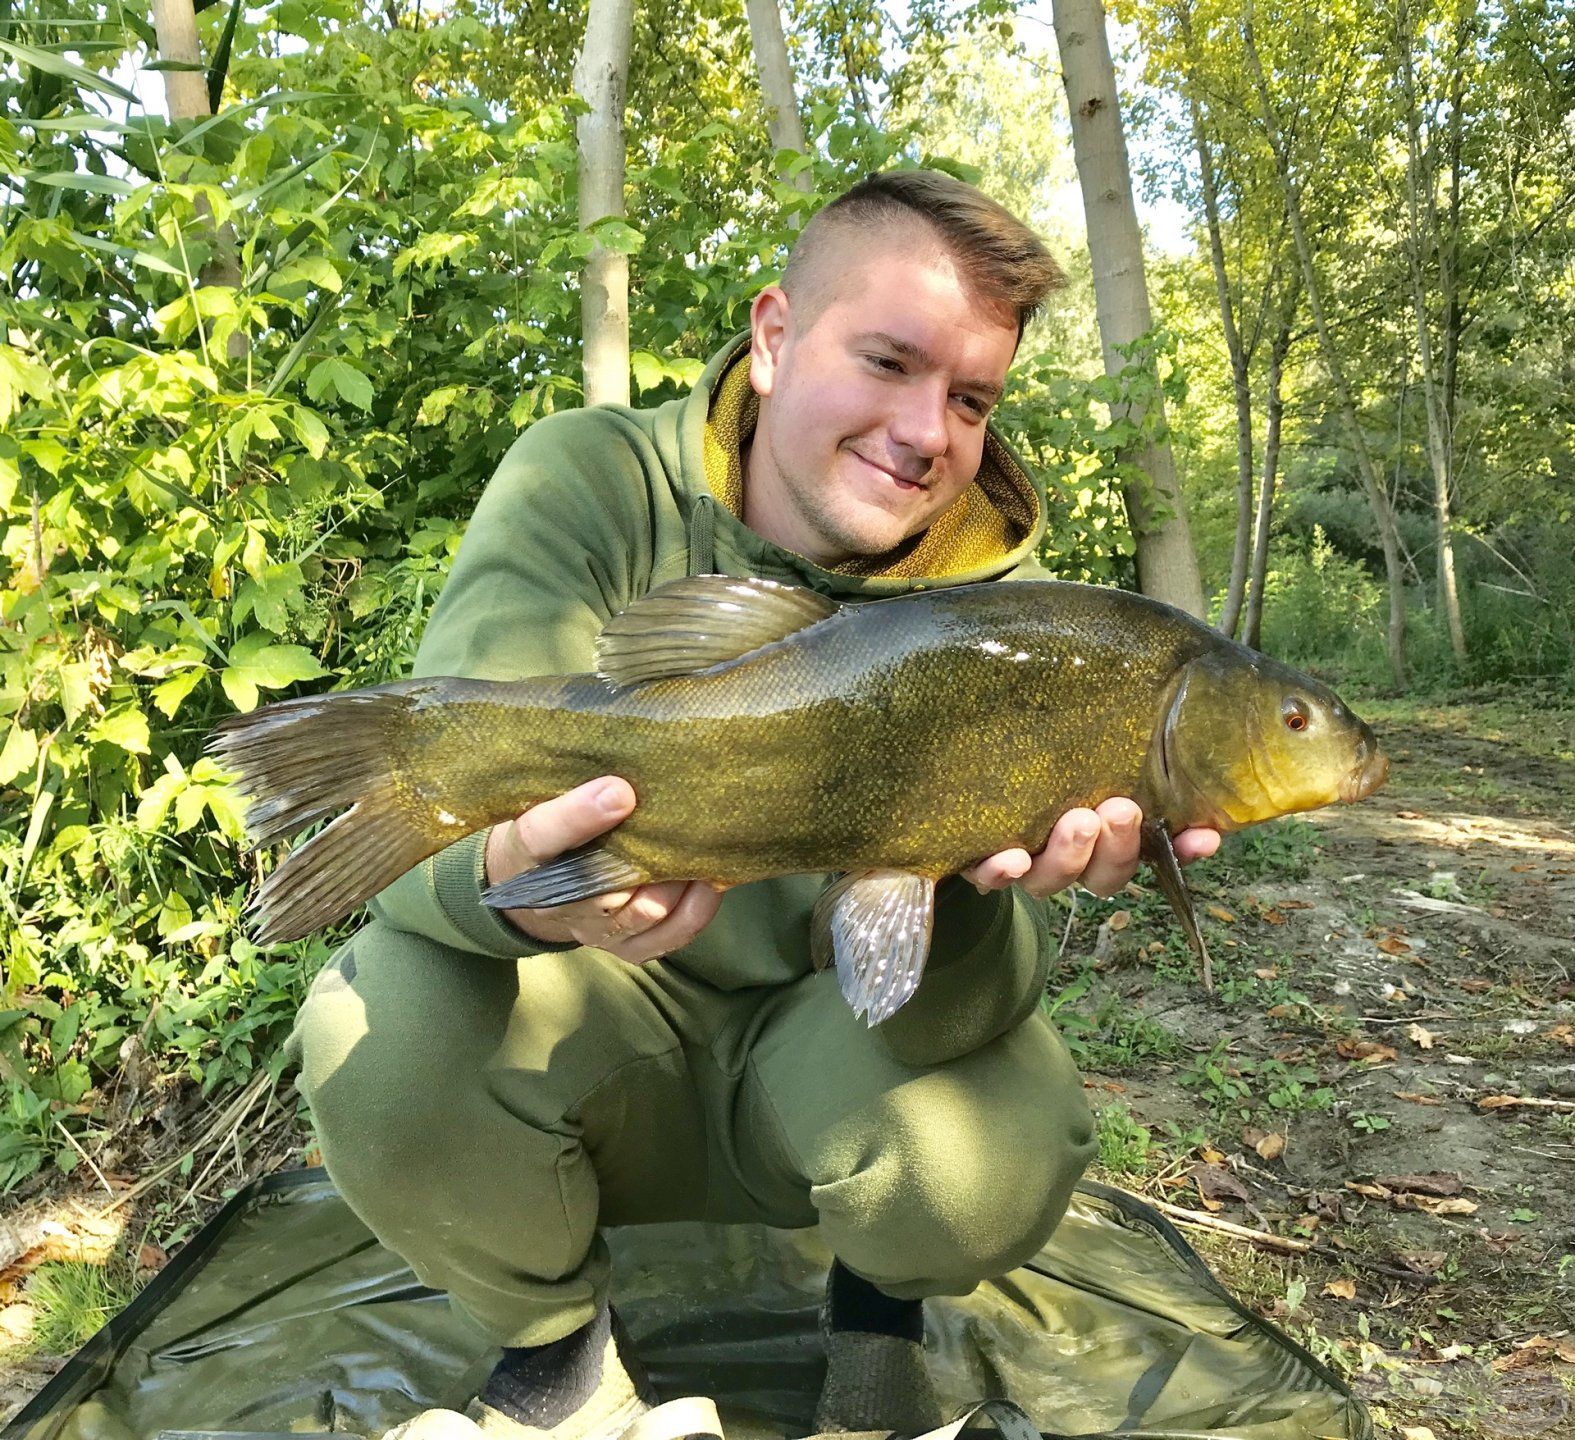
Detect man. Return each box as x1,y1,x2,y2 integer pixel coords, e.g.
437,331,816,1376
295,170,1219,1440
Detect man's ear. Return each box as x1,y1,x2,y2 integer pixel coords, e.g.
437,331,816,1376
749,285,791,398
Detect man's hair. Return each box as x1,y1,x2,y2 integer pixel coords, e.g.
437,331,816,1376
780,169,1066,337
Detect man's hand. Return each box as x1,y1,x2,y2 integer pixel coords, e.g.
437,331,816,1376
962,798,1222,900
485,776,723,964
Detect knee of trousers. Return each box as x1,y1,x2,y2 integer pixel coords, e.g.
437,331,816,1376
292,924,529,1194
819,1018,1097,1290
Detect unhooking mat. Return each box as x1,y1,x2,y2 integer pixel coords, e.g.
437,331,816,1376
3,1169,1370,1440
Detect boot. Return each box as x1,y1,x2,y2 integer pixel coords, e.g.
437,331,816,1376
812,1262,943,1437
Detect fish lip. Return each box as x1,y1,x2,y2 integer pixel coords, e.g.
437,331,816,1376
1341,747,1390,803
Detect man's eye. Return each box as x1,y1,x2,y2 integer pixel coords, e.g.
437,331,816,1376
955,394,988,417
865,354,904,373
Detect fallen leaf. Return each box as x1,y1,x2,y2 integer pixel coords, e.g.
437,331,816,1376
1394,1091,1444,1106
1279,899,1313,910
1255,1132,1286,1161
1407,1023,1437,1050
1107,909,1130,931
1396,810,1424,819
1413,1195,1477,1216
1345,1181,1393,1200
1206,903,1235,924
1376,1172,1464,1197
1254,967,1280,980
1510,863,1537,872
1546,1023,1574,1048
1201,1144,1227,1165
1400,1427,1438,1440
1477,1094,1523,1110
1193,1163,1250,1206
1323,1277,1357,1300
1397,1251,1447,1276
1261,909,1287,925
1338,1038,1398,1063
1306,1191,1343,1220
1376,936,1413,956
1266,1003,1297,1019
1456,977,1493,993
1557,1339,1575,1365
137,1243,167,1271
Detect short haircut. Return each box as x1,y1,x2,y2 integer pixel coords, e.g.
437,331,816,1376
780,169,1066,338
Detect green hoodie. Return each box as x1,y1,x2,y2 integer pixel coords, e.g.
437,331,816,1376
371,336,1063,1066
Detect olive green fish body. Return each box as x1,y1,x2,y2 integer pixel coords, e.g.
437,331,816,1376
212,577,1386,1019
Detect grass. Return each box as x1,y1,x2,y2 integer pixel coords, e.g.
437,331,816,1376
8,1262,137,1359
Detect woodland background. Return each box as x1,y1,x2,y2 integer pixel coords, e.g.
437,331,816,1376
1,0,1573,1430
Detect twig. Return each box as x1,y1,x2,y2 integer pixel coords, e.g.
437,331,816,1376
1144,1197,1437,1286
54,1119,115,1199
1477,1095,1575,1113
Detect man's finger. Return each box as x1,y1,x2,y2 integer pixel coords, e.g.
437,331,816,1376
1017,808,1101,898
962,849,1032,892
513,776,636,865
603,881,688,938
614,883,724,965
1076,798,1143,898
1173,827,1222,865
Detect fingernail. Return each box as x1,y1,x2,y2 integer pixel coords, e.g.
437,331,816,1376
1074,822,1098,844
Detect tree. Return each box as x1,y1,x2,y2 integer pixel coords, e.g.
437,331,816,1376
574,0,636,406
745,0,813,198
1052,0,1206,617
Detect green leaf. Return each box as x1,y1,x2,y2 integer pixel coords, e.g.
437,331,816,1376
271,254,342,293
221,634,327,712
305,357,372,411
0,38,139,102
630,351,665,394
26,170,138,197
151,667,205,720
0,724,38,786
87,705,151,756
0,344,53,425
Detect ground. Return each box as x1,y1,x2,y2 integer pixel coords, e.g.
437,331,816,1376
1,692,1571,1437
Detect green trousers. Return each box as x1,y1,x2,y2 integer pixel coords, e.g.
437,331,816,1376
293,920,1096,1349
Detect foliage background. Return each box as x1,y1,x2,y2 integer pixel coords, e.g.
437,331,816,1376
1,0,1570,1195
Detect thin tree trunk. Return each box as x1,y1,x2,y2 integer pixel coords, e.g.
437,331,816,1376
1241,0,1407,688
1244,292,1293,651
745,0,813,196
1397,0,1467,662
1178,3,1252,635
574,0,635,407
149,0,244,360
1053,0,1206,617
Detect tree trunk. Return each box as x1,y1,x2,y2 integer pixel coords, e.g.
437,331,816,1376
574,0,635,407
745,0,813,196
149,0,244,360
1244,293,1293,651
1178,3,1252,635
1397,0,1468,662
1053,0,1206,617
1241,0,1407,688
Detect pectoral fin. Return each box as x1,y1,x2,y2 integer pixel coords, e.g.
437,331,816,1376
1140,819,1213,994
811,870,936,1026
484,844,650,910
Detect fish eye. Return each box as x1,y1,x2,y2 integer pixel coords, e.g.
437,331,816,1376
1282,699,1309,733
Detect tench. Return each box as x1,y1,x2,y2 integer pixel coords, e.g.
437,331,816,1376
211,576,1387,1022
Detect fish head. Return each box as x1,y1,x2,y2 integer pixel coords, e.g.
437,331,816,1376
1157,650,1388,831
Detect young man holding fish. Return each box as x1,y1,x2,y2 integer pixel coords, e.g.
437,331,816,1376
292,171,1222,1440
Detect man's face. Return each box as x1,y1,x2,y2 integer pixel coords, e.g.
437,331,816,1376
744,226,1019,567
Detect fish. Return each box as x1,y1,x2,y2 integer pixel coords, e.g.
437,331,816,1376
209,575,1388,1023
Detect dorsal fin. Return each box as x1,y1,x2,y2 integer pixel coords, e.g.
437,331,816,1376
595,576,840,689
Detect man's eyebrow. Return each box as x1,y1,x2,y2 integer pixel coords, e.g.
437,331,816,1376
858,331,1004,403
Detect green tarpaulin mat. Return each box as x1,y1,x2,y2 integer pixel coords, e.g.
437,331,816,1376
3,1170,1369,1440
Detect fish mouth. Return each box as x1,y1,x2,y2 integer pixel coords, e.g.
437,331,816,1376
1341,745,1390,803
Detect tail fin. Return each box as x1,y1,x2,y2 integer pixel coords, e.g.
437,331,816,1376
209,681,468,944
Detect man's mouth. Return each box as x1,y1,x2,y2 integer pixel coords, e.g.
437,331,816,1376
852,452,927,492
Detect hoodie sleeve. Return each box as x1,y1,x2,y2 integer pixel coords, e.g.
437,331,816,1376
369,408,657,957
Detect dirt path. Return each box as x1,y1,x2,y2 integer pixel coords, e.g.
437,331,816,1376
1066,696,1575,1438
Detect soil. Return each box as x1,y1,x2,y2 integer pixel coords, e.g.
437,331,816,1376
1067,695,1575,1439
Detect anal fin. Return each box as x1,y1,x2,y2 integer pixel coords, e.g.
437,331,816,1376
484,844,650,911
1140,819,1213,994
812,870,936,1026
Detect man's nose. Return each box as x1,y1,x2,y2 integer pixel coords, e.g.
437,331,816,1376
889,383,949,458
